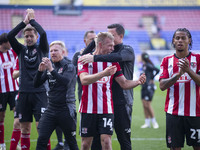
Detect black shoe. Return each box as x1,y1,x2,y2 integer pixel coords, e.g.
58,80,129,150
64,142,70,150
52,144,64,150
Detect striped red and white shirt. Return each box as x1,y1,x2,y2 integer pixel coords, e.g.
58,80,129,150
78,61,122,114
0,49,19,93
159,52,200,117
14,58,19,71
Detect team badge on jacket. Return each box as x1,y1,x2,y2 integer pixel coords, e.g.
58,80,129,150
58,68,63,73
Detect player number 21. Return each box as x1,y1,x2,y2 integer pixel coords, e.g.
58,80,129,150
190,129,200,140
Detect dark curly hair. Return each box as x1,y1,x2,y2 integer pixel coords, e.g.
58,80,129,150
171,28,192,50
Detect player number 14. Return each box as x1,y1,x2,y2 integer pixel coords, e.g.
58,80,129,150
103,118,112,129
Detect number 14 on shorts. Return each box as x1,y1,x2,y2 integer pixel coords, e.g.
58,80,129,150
103,118,113,131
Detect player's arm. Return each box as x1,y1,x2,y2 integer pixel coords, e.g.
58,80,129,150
7,22,26,55
33,71,48,88
79,65,117,85
30,19,49,53
159,57,183,91
28,9,49,53
43,57,74,85
159,74,181,91
80,45,135,64
187,70,200,86
72,52,80,67
51,64,75,86
81,40,96,55
115,73,146,90
94,46,135,62
13,70,20,80
34,61,48,87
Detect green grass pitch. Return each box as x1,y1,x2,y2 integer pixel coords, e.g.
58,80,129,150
4,82,191,149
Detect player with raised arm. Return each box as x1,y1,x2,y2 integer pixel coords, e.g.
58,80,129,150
7,9,50,150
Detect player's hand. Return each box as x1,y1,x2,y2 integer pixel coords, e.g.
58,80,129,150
27,8,35,20
103,65,117,76
79,54,94,64
38,62,46,72
23,12,30,25
177,58,189,76
42,57,54,72
138,73,146,85
178,58,190,73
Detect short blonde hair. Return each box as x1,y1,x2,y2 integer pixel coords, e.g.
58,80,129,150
50,41,66,51
96,32,114,45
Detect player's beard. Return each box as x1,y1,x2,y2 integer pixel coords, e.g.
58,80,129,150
178,49,184,52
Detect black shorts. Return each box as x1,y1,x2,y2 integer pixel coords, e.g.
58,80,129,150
166,113,200,148
141,83,155,101
80,113,114,137
18,92,47,122
0,91,18,111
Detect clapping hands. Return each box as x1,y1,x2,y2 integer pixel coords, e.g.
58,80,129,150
23,8,35,25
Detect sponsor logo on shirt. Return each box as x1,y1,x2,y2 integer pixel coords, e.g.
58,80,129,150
176,73,191,83
1,61,14,69
96,76,109,84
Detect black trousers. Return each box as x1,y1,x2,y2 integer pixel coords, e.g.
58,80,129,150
36,104,79,150
114,104,132,150
91,104,132,150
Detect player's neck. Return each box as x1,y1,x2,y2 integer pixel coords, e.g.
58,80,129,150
176,50,189,58
0,48,8,53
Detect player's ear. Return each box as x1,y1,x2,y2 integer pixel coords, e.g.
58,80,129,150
188,38,191,45
120,34,124,39
172,38,175,48
98,42,102,48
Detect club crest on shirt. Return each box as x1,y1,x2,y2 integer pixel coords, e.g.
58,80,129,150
32,48,37,55
190,62,197,68
58,68,63,73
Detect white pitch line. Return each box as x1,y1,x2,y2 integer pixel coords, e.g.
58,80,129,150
5,138,165,143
